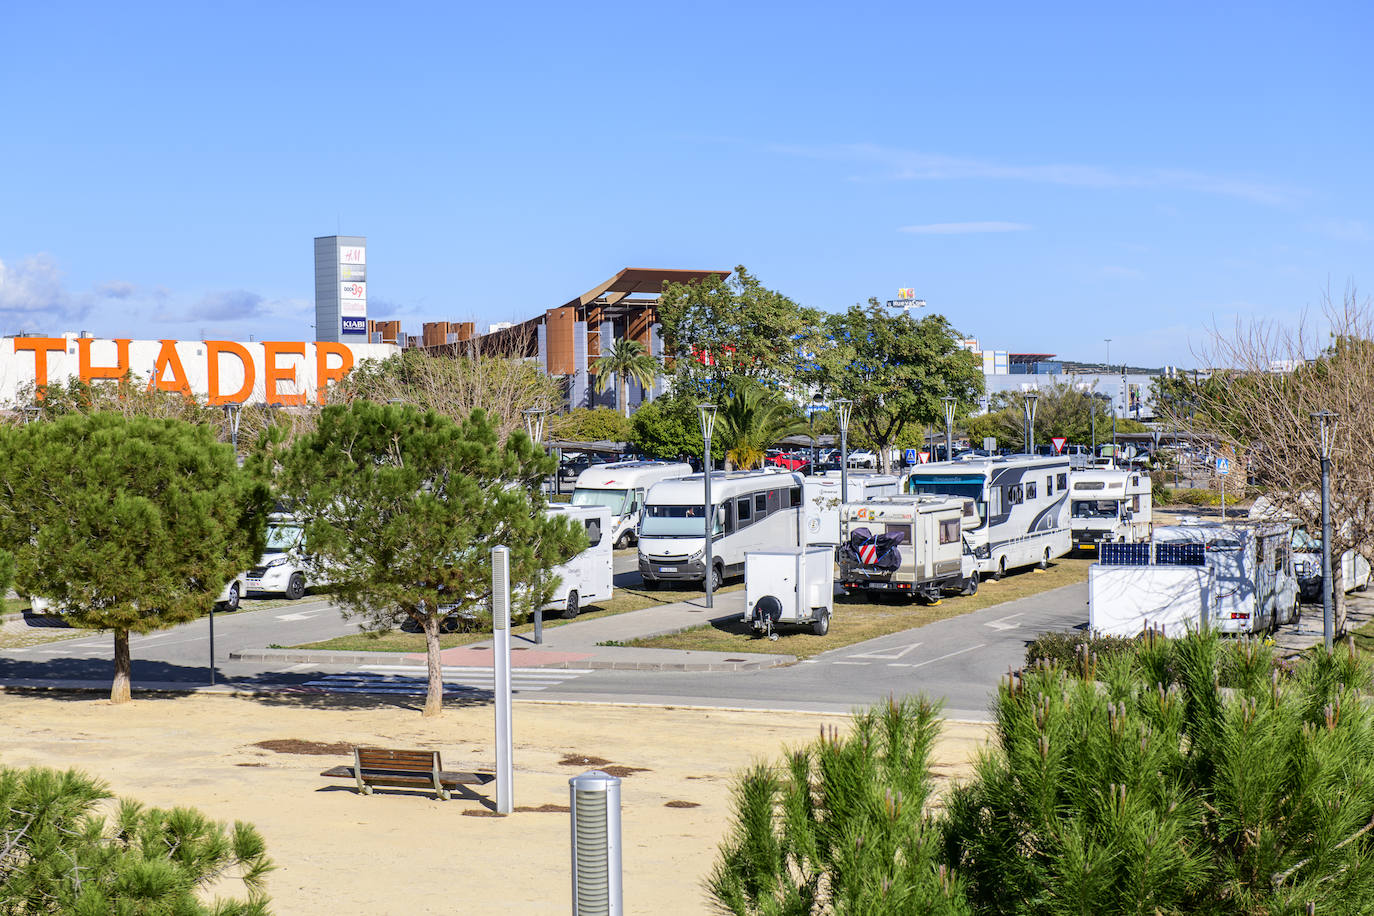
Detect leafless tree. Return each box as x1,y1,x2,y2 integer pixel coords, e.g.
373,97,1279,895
1160,285,1374,631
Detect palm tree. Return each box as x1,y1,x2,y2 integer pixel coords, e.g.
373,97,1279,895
717,380,808,470
592,338,659,417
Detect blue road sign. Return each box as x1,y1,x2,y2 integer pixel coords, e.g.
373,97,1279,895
1216,457,1231,475
904,448,918,464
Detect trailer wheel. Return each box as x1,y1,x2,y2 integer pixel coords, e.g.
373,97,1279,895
812,608,831,636
994,557,1008,580
961,575,979,597
561,589,580,620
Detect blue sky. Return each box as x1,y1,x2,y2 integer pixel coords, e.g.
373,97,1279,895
1,1,1369,368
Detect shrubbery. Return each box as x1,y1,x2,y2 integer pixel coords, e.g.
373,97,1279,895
712,631,1374,914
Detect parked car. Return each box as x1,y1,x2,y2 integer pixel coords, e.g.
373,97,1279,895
847,450,877,468
766,452,812,473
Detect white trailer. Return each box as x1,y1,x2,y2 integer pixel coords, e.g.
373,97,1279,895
804,472,900,547
838,495,978,601
1068,468,1153,554
1088,521,1301,637
638,469,805,591
571,460,692,549
541,504,614,618
905,455,1072,578
743,547,835,638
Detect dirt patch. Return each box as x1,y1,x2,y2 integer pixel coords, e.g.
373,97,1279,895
514,804,570,813
251,739,354,756
235,762,269,767
558,753,612,767
664,800,700,808
462,809,507,818
602,765,651,778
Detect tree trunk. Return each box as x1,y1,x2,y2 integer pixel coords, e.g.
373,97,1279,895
111,628,132,704
422,613,444,718
1334,580,1348,641
619,373,629,419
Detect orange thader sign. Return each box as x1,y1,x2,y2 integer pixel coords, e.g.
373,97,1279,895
10,338,357,406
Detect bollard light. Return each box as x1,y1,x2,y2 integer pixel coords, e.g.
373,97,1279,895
492,545,513,814
569,769,622,916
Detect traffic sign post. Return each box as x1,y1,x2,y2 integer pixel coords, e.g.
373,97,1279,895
904,448,918,466
1216,457,1230,519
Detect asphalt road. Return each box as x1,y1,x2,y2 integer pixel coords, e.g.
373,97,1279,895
0,577,1089,720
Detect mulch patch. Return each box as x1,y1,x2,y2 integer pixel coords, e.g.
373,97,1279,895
557,754,650,778
664,800,700,808
251,739,355,756
462,809,507,817
515,804,570,813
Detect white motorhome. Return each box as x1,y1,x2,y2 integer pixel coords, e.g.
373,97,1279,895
243,515,322,600
838,495,978,601
1068,468,1152,554
905,455,1072,578
541,504,614,618
638,469,806,590
571,460,692,549
1089,521,1300,637
1247,496,1371,601
804,472,901,547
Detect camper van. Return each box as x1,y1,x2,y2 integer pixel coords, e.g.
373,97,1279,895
838,495,978,601
1068,468,1153,553
638,469,806,590
540,504,614,618
804,472,901,548
905,455,1072,578
243,515,322,600
571,460,692,549
1089,521,1300,637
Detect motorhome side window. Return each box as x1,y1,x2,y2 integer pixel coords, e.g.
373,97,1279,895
1057,473,1068,490
789,487,802,507
737,497,752,526
584,519,602,546
939,518,960,544
1026,482,1037,500
1046,476,1053,495
1006,485,1023,504
755,494,767,515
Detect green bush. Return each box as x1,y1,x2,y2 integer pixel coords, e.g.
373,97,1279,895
711,632,1374,915
1024,630,1139,670
1164,486,1224,507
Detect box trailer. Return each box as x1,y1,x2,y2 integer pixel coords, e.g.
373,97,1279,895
743,547,835,638
838,495,978,602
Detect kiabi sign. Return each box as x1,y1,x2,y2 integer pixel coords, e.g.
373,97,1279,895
1,337,399,406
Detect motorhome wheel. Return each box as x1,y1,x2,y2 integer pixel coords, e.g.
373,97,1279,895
219,581,240,612
614,531,634,550
285,573,306,601
709,563,723,592
812,608,830,636
1039,548,1051,570
994,557,1007,580
961,576,979,596
561,589,579,620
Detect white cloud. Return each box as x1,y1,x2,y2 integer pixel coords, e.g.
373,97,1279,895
97,280,137,299
189,289,266,321
899,221,1031,235
0,254,88,333
775,143,1295,205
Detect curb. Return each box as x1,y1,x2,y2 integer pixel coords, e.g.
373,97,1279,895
227,647,794,672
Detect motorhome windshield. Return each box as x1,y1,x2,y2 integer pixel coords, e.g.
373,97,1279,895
641,504,724,537
264,524,303,551
1073,500,1121,519
571,487,630,515
907,478,987,525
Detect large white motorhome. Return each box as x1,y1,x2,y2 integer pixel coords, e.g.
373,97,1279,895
804,472,901,547
244,515,323,600
540,505,614,618
638,469,806,590
905,455,1072,578
837,495,979,601
1089,521,1300,637
1068,468,1153,554
571,460,692,549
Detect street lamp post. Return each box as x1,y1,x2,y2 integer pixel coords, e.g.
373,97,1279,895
836,399,853,503
1090,397,1097,453
524,408,548,643
942,396,957,462
1023,392,1039,455
810,394,824,473
698,404,718,608
1313,410,1339,651
223,403,242,458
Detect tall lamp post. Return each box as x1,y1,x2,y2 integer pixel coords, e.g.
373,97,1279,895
223,403,242,458
1023,392,1039,455
1313,410,1338,651
836,399,853,503
942,396,957,462
523,408,548,643
698,403,718,608
809,394,824,473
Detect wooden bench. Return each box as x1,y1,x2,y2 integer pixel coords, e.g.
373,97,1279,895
320,747,490,801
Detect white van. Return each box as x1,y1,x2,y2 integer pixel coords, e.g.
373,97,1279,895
638,469,806,590
243,516,322,600
571,460,692,549
541,505,614,618
1068,468,1152,553
804,472,900,548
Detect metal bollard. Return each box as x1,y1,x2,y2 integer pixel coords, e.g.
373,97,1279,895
569,770,622,916
492,546,513,814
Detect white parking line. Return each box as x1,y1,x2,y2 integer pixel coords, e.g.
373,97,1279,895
906,643,987,669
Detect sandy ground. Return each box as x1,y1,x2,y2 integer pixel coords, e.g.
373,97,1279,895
0,691,990,915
